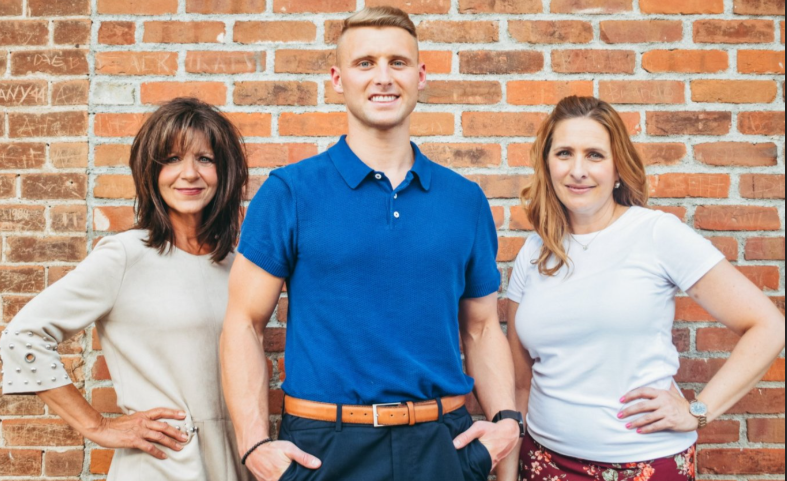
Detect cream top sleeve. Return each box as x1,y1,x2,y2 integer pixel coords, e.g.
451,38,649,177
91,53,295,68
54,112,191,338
0,236,126,394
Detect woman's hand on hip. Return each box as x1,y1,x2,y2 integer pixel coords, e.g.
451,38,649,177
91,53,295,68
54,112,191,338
619,384,699,434
246,441,321,481
85,408,189,459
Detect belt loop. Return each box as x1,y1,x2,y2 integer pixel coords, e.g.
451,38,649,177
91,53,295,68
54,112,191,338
281,394,287,416
335,404,343,432
406,401,416,426
436,397,444,423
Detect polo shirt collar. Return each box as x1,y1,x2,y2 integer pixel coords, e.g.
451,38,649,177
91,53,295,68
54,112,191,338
329,136,432,191
410,143,432,191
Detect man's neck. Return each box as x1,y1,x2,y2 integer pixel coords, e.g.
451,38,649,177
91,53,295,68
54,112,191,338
346,119,414,189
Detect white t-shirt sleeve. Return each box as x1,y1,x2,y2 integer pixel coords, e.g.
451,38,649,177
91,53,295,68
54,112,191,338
506,236,537,303
653,213,726,292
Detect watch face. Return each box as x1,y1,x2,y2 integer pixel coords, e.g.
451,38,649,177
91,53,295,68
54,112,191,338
690,402,708,416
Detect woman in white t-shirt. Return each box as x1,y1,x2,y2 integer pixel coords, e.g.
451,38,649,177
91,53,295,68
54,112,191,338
495,96,785,481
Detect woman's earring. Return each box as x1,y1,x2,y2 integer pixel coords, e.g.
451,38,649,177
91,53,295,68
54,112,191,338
615,181,621,189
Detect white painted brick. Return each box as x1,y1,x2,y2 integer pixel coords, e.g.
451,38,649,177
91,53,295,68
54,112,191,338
91,82,135,105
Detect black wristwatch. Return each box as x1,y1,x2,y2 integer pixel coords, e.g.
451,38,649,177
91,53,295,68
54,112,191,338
492,410,525,438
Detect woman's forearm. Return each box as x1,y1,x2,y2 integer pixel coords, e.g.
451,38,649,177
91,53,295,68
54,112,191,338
495,385,530,481
38,384,105,437
686,261,786,423
496,452,520,480
699,320,785,422
39,383,188,458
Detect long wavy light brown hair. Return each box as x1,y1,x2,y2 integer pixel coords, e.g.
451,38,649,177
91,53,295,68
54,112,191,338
521,96,649,276
129,97,248,263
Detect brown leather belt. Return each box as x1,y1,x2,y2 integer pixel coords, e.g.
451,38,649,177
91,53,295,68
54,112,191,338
284,395,466,427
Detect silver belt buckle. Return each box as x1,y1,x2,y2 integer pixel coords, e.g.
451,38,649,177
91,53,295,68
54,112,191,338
372,403,401,428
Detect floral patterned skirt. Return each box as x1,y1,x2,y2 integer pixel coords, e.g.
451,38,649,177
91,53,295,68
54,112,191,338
520,433,696,481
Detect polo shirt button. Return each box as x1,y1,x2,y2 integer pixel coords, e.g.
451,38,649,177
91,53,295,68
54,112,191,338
394,211,400,218
393,193,398,199
375,173,382,180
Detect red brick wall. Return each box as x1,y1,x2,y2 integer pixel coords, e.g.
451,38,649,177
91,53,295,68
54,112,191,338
1,0,91,477
1,0,785,479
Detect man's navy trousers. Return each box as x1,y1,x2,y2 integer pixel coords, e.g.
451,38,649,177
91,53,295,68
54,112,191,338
277,406,493,481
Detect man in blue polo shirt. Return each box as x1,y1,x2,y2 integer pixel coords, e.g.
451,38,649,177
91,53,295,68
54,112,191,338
221,7,522,481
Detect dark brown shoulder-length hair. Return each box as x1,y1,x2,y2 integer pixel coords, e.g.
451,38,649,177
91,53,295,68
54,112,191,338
521,96,649,276
129,97,248,263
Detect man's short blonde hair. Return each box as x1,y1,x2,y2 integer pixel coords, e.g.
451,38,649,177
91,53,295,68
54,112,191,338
341,6,418,40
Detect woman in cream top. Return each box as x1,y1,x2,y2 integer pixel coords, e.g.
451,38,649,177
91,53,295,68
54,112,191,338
0,98,251,481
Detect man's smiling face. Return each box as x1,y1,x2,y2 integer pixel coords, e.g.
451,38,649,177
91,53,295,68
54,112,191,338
332,26,427,132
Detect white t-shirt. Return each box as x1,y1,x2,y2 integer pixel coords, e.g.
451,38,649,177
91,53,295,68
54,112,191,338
506,206,725,462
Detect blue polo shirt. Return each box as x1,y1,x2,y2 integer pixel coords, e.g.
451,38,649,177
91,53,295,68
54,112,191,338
239,136,500,405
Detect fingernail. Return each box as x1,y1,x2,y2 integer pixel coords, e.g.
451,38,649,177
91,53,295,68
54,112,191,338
626,423,633,429
620,397,626,403
181,435,188,441
617,412,624,419
311,460,320,468
178,411,186,417
637,429,643,434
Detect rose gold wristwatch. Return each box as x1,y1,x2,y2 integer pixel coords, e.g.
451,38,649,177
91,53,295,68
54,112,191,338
689,400,708,430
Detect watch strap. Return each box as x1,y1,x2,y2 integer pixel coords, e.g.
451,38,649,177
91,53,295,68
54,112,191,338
696,416,707,429
492,410,525,438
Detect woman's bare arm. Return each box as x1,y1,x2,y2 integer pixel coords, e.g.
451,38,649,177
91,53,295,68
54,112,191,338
495,299,534,481
38,384,188,459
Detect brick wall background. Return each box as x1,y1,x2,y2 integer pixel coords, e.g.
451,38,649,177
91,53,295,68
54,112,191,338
0,0,784,479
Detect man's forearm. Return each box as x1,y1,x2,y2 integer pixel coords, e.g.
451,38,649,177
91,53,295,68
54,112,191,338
463,321,517,420
220,319,272,452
